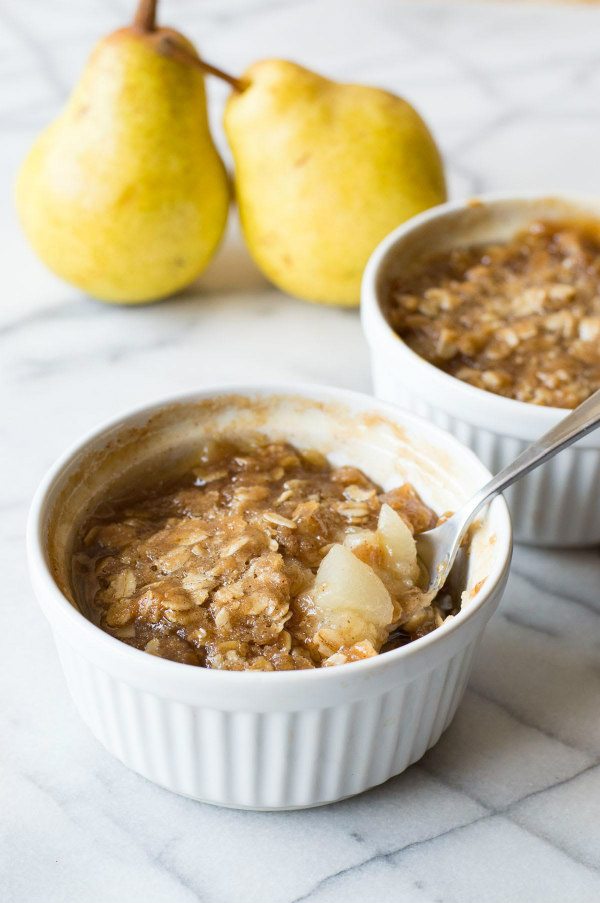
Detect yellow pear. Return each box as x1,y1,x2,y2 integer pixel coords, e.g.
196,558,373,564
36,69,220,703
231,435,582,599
16,0,230,304
224,60,446,306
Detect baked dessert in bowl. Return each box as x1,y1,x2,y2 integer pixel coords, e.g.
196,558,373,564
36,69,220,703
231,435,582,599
362,194,600,546
27,386,511,809
74,434,450,672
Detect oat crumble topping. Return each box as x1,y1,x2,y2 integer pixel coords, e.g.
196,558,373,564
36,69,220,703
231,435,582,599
73,437,452,671
385,219,600,408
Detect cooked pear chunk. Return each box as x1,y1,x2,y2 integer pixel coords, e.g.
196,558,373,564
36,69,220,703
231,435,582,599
312,544,393,648
377,503,420,584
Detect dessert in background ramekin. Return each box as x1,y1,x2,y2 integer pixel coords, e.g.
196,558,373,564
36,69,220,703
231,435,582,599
27,386,511,810
362,193,600,547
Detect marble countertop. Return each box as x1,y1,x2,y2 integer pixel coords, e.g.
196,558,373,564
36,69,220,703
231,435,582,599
2,1,600,901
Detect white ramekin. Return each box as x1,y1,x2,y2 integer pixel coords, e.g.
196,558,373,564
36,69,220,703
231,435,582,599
27,385,511,810
362,193,600,547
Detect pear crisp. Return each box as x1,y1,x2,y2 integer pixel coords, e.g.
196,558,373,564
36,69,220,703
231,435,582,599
73,437,452,671
385,219,600,408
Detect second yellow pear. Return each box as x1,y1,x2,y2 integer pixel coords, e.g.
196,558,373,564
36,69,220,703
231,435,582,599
224,60,447,306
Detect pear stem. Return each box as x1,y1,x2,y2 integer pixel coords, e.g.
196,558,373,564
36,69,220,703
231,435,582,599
157,36,246,92
133,0,157,31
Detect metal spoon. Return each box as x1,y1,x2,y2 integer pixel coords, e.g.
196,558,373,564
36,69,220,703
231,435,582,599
383,386,600,650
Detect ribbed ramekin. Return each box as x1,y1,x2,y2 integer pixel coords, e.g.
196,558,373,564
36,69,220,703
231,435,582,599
27,385,511,810
362,193,600,547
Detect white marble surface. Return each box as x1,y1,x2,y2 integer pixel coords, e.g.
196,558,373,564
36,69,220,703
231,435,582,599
2,1,600,901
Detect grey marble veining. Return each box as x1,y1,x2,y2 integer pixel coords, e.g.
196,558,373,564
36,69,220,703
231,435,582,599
2,2,600,901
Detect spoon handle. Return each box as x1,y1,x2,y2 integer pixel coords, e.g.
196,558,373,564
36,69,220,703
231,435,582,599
465,387,600,520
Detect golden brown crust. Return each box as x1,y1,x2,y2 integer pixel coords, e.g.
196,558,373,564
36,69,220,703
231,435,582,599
386,218,600,408
73,437,441,670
